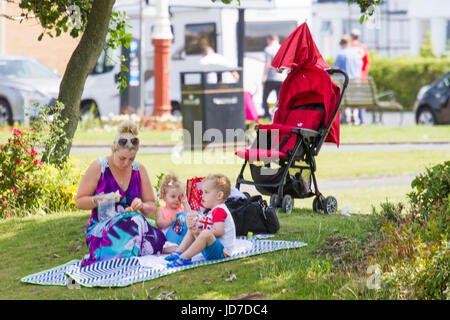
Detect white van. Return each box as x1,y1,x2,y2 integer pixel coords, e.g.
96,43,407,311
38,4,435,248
81,0,312,118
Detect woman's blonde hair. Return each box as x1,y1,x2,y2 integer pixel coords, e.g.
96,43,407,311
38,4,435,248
204,173,231,200
159,173,185,199
113,120,139,151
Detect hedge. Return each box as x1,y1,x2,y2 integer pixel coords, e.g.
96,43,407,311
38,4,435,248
369,55,450,110
328,54,450,110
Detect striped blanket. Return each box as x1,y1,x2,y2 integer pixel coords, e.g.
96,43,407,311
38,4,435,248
21,238,306,288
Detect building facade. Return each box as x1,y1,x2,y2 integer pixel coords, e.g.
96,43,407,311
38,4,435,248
0,2,80,75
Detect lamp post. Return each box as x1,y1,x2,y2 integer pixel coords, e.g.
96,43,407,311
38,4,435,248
151,0,173,118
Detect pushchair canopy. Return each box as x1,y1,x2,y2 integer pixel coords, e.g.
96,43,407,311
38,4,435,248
271,23,341,146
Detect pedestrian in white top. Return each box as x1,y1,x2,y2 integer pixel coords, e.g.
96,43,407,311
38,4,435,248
200,45,239,84
262,34,285,119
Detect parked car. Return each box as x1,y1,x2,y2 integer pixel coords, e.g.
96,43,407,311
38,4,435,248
0,55,60,125
414,71,450,125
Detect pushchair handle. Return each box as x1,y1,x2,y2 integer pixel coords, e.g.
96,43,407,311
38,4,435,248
326,68,349,88
313,68,349,156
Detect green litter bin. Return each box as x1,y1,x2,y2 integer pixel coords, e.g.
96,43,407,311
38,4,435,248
180,67,245,150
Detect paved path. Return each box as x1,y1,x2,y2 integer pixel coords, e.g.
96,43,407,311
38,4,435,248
238,174,417,194
316,174,416,190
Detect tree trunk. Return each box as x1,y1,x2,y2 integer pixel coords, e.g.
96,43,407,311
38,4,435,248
46,0,116,165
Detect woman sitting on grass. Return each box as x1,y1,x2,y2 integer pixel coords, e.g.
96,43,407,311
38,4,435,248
75,120,166,267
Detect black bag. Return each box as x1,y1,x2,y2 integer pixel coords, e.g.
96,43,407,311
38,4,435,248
225,195,280,236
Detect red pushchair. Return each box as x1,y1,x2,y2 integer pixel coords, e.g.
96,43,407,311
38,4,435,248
235,23,349,214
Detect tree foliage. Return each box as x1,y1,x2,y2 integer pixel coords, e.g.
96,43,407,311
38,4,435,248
348,0,382,12
18,0,91,39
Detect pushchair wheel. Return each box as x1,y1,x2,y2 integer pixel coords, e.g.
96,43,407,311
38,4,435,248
312,196,323,213
281,194,293,214
323,196,338,215
270,194,280,208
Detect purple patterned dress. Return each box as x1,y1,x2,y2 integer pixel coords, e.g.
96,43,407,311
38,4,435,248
81,157,166,267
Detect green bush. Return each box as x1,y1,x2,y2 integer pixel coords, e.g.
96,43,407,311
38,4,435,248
408,161,450,229
379,237,449,300
0,128,44,217
328,54,450,110
369,54,450,110
0,127,82,218
34,159,82,214
370,161,449,299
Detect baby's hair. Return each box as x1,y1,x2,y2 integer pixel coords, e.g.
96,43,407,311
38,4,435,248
204,173,231,200
113,120,139,151
159,173,185,199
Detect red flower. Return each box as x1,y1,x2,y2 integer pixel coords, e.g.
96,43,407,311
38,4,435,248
33,159,43,165
12,128,22,136
16,159,22,164
27,148,38,156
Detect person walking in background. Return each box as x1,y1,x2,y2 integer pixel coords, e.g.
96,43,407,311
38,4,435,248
262,34,284,119
333,34,362,125
333,35,362,80
350,29,370,82
200,45,239,84
350,28,370,124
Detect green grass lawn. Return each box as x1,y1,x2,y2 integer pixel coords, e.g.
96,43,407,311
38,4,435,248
70,124,450,145
71,149,446,215
0,124,448,300
0,148,441,299
72,150,450,182
1,208,379,299
1,124,449,146
339,124,450,143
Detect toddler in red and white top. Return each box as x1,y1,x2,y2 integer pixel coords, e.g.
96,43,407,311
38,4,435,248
166,174,236,267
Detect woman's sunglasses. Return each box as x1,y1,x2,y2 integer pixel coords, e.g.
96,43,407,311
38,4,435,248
117,137,139,147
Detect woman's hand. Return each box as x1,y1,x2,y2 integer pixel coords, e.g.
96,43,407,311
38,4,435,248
130,197,144,212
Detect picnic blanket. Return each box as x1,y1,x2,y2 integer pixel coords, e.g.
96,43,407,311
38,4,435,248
21,237,306,288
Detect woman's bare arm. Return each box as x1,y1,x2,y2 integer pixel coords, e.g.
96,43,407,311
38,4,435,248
75,160,102,210
136,164,157,217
